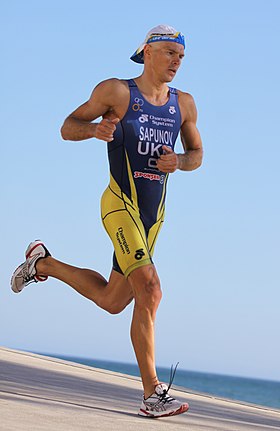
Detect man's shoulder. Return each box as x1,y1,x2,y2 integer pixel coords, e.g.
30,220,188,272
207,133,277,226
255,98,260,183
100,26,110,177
175,90,198,123
177,89,195,105
96,78,129,94
89,78,130,116
90,78,130,107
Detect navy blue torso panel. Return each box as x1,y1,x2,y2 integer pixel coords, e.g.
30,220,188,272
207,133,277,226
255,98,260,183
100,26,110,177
107,79,181,231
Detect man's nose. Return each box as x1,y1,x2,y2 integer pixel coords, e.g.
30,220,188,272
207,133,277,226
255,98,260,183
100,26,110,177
172,56,180,65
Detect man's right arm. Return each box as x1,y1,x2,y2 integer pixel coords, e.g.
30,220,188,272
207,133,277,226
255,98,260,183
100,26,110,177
60,79,125,142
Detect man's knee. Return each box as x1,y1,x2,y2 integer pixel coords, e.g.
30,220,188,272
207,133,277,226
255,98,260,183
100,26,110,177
100,295,133,315
98,270,134,315
129,265,162,310
141,276,162,306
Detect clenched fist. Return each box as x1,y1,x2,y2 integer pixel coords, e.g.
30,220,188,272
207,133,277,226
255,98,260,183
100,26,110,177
95,115,120,142
156,145,179,173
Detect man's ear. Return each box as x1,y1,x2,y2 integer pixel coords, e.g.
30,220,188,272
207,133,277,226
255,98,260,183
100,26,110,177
143,44,152,61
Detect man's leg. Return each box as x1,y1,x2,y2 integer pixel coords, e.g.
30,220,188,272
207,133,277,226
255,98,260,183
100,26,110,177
127,264,162,399
37,256,161,397
127,264,189,417
36,257,133,314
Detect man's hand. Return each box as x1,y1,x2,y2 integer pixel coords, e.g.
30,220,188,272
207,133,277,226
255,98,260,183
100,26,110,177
95,117,120,142
156,145,179,173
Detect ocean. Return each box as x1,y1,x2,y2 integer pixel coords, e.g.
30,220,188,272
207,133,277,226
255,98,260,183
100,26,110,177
44,353,280,410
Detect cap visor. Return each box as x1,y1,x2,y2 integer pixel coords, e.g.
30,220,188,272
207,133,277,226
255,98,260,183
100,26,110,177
130,43,145,63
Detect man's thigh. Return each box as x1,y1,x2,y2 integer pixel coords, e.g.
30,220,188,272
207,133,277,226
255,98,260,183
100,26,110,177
101,187,153,277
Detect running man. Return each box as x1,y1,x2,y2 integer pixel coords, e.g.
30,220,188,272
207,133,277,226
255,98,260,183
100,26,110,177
11,25,203,418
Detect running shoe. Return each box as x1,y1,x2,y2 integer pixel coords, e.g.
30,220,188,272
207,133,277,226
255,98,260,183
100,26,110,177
138,383,189,418
11,240,51,293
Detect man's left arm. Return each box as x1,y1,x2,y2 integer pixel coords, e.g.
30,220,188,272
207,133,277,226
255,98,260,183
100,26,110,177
157,93,203,173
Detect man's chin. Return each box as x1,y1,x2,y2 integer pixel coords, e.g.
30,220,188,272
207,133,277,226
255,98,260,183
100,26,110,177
162,76,174,83
165,72,176,82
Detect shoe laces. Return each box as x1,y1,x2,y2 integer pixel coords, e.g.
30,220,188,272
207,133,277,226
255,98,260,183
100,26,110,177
21,264,36,286
157,362,179,405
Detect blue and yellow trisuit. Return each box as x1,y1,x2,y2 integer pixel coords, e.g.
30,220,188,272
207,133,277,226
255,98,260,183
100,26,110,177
101,79,181,277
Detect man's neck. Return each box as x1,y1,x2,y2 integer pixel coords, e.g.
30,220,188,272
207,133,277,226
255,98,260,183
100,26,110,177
133,74,169,106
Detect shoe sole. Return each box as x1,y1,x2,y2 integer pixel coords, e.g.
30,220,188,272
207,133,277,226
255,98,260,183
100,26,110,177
138,403,189,418
11,263,25,293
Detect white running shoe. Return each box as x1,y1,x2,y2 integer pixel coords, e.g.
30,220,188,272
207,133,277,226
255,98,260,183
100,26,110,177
138,383,189,418
11,240,51,293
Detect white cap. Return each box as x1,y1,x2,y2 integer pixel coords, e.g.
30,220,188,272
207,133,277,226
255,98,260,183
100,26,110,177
130,24,185,64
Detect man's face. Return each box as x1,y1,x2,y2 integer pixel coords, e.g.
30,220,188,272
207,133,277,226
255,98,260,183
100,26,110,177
145,41,185,82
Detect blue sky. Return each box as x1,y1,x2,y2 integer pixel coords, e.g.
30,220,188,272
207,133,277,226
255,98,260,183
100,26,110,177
1,0,280,381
